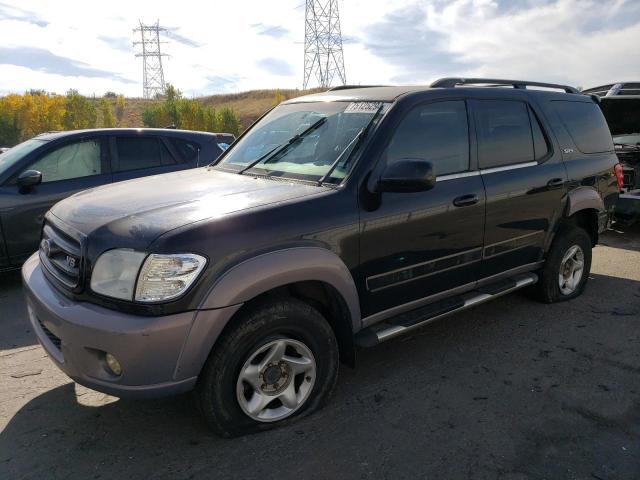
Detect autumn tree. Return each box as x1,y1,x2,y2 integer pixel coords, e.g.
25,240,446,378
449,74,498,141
115,95,126,125
62,90,97,130
163,84,181,126
274,89,285,105
100,97,116,128
216,107,241,136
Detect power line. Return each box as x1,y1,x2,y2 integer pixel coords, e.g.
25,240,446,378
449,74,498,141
133,20,169,99
303,0,346,89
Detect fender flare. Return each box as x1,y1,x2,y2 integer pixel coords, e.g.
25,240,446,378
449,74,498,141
174,248,361,380
565,187,604,217
200,247,361,330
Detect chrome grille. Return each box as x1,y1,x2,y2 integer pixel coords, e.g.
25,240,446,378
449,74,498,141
39,222,82,289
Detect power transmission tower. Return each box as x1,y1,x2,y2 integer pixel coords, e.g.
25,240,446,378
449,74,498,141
303,0,346,89
133,20,169,99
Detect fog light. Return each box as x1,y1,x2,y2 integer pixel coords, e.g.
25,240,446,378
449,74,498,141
104,353,122,376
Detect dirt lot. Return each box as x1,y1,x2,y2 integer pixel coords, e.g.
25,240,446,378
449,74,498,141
1,227,639,480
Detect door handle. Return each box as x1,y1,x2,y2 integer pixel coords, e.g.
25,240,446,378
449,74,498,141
547,178,565,189
453,194,479,207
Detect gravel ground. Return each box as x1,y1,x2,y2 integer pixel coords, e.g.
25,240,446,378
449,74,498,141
1,226,639,480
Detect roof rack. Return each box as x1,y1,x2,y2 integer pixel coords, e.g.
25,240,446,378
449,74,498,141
327,85,384,91
430,78,580,94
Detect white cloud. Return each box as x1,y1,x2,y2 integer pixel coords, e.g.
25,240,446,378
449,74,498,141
0,0,638,96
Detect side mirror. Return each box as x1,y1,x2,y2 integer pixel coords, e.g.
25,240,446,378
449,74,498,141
17,170,42,189
377,159,436,193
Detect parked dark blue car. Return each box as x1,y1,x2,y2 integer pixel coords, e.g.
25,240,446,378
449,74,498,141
0,128,231,269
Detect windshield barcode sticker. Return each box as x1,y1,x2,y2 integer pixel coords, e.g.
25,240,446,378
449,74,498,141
344,102,383,113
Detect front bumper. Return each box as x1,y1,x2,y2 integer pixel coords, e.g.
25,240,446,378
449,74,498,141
22,253,241,399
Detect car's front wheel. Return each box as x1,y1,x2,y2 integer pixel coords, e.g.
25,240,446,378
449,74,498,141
195,297,339,437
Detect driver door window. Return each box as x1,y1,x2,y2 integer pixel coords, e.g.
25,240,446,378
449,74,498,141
384,100,470,176
29,139,102,183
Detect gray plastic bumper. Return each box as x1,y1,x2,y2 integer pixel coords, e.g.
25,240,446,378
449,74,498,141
21,253,241,399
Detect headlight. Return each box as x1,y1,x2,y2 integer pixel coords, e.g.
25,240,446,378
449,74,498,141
90,250,206,303
91,249,146,300
135,253,206,303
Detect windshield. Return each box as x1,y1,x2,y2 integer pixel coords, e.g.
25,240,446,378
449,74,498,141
0,138,48,175
215,101,385,183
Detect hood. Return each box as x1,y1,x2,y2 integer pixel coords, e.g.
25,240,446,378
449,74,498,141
50,167,328,246
600,97,640,136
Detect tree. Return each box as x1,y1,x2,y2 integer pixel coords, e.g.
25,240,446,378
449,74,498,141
0,95,20,146
204,107,217,132
115,95,126,125
216,107,241,136
138,85,241,134
62,90,96,130
141,102,171,128
100,97,116,128
164,84,181,125
274,89,285,105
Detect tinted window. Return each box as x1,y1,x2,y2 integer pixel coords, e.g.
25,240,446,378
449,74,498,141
476,100,534,169
30,139,102,183
170,138,199,163
385,100,469,176
529,108,549,160
115,137,175,172
553,101,614,154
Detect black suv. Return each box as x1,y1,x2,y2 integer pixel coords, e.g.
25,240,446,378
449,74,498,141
0,128,228,269
22,78,620,437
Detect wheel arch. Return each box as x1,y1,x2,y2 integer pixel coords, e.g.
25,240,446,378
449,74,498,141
175,248,361,380
199,247,361,327
565,187,604,217
563,187,603,246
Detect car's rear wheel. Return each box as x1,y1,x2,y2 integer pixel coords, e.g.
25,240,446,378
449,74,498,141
195,297,339,437
531,226,592,303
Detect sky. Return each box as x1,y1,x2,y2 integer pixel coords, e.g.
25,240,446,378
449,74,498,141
0,0,639,97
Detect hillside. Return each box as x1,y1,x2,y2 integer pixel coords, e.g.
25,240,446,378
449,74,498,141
119,88,324,131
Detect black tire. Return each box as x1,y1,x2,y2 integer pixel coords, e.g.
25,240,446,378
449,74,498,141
195,296,339,437
530,226,592,303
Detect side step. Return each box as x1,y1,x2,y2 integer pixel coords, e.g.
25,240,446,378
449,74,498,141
355,272,538,347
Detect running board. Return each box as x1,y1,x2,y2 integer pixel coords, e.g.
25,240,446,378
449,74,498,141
355,272,538,347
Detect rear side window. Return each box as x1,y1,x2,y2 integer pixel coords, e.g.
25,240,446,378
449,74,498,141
170,138,200,163
114,137,175,172
475,100,534,169
385,100,469,176
553,101,614,154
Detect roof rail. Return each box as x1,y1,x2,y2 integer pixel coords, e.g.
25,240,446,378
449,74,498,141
327,85,384,91
35,130,61,136
430,78,580,94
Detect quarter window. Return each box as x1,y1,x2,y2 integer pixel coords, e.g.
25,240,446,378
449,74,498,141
114,137,175,172
169,138,200,163
385,100,470,176
476,100,535,169
553,101,614,154
30,139,102,183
